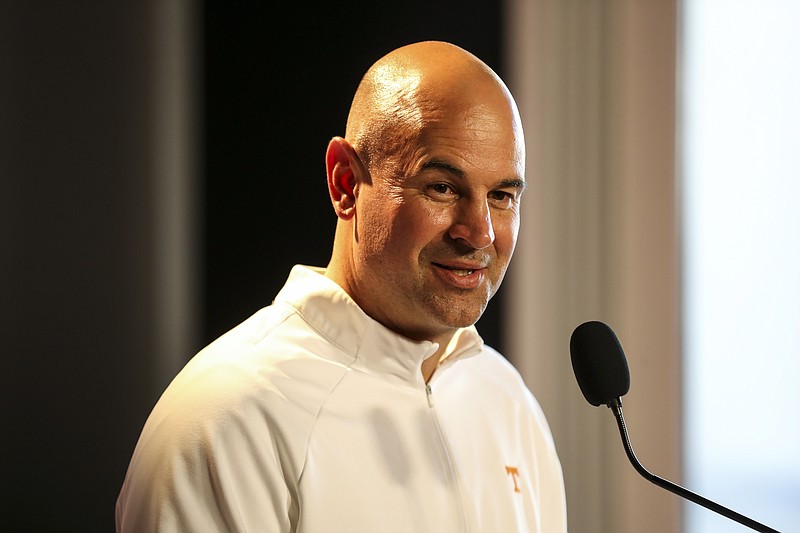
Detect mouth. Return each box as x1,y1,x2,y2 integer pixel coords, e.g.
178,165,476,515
432,264,476,276
431,262,488,289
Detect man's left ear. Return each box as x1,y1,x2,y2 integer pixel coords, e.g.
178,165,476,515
325,137,364,220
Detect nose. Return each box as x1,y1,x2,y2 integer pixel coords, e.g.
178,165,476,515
448,198,495,249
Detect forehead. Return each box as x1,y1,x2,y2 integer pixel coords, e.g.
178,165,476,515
411,98,525,178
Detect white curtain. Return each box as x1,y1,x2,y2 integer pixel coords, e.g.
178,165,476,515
504,2,681,532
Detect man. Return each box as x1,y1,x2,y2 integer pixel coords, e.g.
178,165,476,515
117,41,567,532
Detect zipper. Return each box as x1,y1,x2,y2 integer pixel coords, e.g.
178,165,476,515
424,381,468,532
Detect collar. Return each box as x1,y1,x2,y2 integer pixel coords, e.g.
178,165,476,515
273,265,484,386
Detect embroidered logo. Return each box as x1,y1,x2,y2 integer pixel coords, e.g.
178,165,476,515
505,465,521,493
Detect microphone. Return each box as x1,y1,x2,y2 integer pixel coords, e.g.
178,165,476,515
569,321,780,533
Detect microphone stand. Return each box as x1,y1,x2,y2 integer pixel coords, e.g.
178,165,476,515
607,399,780,533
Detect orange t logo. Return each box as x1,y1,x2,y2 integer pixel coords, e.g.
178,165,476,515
505,465,521,493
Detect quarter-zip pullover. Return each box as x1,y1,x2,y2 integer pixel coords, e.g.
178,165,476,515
116,265,567,532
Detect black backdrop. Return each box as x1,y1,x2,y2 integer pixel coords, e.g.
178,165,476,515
1,2,506,531
203,1,507,352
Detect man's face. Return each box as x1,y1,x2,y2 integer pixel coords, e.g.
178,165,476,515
349,93,525,343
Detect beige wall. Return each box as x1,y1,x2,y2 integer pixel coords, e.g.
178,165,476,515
504,1,681,531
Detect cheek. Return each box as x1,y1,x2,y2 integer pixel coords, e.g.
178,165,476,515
357,199,432,261
381,217,426,260
357,186,455,262
424,204,455,229
358,209,392,259
354,191,394,260
493,212,520,257
393,202,452,250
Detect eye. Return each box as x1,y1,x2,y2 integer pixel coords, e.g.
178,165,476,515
427,182,457,198
489,190,515,209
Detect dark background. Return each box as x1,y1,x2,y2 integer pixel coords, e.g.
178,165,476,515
1,2,506,530
203,2,506,346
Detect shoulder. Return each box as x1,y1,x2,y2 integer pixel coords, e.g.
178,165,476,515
461,345,531,396
117,303,350,529
132,302,352,479
447,345,552,424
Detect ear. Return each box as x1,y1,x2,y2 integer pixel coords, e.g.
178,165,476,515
326,136,363,220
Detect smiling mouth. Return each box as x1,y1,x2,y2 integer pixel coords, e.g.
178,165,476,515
432,263,478,276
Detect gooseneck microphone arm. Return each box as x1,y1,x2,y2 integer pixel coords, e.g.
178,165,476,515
570,321,781,533
607,398,780,533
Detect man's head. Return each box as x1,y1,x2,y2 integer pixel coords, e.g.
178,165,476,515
325,41,525,346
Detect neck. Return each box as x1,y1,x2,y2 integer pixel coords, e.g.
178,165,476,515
420,330,457,383
421,349,442,383
326,249,458,384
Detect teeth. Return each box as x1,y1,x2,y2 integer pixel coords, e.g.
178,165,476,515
434,263,478,276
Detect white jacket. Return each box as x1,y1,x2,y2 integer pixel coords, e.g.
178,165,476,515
116,265,567,532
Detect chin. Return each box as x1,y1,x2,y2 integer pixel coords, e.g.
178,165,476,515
436,306,486,330
411,289,490,331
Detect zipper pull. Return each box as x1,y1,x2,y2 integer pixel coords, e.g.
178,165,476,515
426,384,434,408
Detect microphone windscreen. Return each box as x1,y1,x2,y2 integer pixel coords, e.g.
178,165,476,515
570,321,631,406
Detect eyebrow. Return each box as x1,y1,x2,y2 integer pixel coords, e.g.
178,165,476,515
421,159,527,192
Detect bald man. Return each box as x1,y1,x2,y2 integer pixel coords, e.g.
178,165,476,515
116,41,567,533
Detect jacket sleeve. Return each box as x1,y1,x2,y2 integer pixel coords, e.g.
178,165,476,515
116,366,299,532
